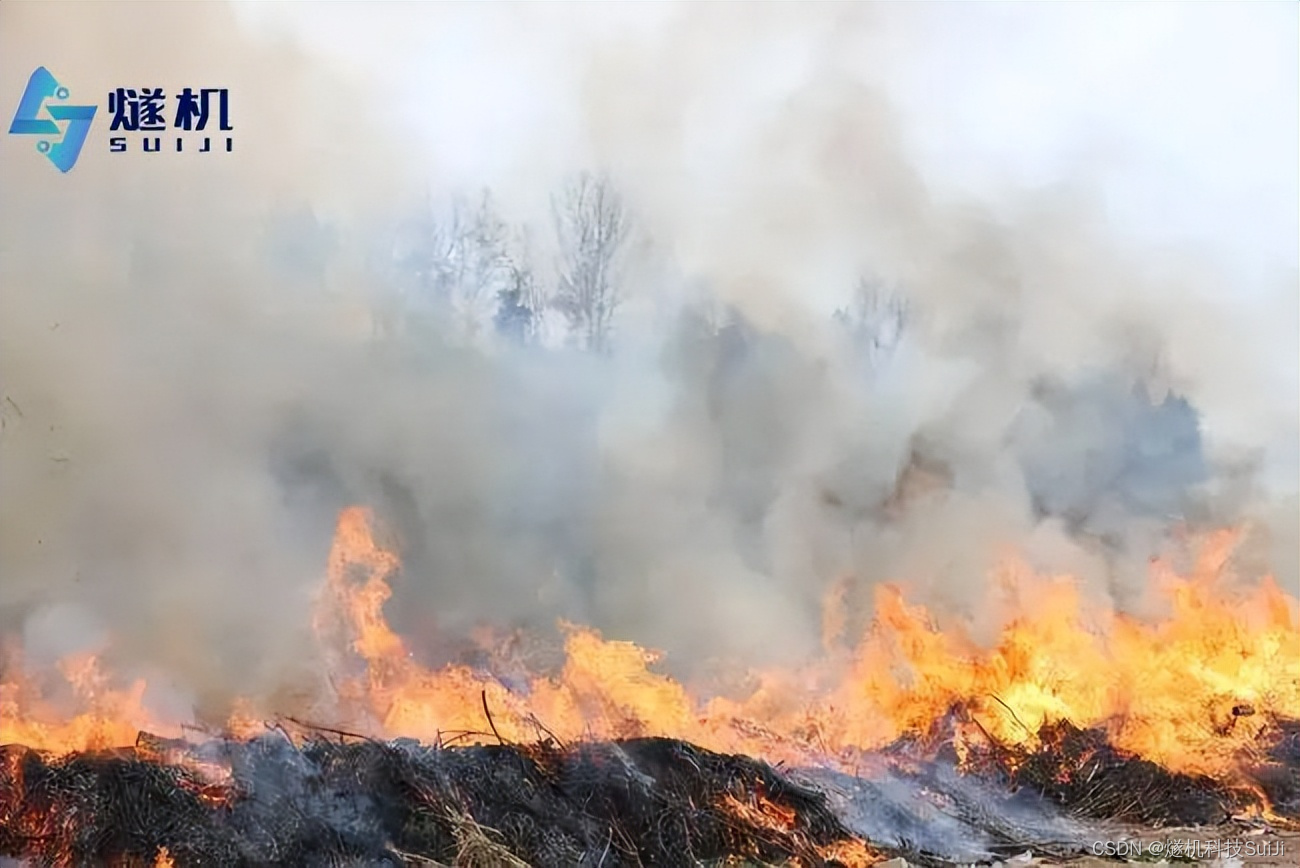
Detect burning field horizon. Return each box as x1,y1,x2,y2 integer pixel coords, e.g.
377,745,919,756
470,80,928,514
2,505,1297,865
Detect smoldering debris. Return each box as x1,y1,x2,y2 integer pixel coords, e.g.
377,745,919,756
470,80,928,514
804,763,1092,865
963,719,1246,828
1,730,876,868
1240,717,1300,821
2,718,1297,868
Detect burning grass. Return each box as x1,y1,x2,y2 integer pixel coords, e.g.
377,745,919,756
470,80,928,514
885,706,1300,830
965,719,1249,827
0,718,1295,867
2,507,1298,865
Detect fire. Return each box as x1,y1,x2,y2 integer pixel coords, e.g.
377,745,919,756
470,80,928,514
3,504,1297,802
313,507,1297,785
719,791,883,867
0,644,170,755
721,792,799,832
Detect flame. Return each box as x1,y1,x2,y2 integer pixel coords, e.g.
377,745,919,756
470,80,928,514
818,838,883,868
312,508,1297,783
0,644,171,754
720,792,798,832
3,506,1297,803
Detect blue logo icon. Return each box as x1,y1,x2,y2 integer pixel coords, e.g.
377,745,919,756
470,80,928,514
9,67,97,173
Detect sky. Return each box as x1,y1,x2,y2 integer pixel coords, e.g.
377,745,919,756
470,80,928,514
880,3,1298,291
229,1,1299,295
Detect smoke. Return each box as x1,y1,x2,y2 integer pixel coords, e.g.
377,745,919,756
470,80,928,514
1,2,1295,717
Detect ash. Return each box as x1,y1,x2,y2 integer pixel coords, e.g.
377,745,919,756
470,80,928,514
800,760,1097,865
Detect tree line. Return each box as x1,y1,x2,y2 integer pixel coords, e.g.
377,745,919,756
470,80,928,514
268,170,911,364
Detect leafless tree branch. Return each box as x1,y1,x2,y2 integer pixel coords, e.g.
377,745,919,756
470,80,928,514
551,172,630,354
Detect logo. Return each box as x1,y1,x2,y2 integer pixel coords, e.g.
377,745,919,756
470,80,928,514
8,67,97,173
107,86,233,154
8,68,235,172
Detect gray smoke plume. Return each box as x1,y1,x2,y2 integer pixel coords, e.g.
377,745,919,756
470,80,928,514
1,2,1295,722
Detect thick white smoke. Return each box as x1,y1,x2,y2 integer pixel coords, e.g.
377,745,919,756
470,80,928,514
1,2,1295,719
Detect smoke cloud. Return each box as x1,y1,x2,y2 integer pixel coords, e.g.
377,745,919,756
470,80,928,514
1,2,1295,719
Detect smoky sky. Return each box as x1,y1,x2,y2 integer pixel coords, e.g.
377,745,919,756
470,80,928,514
1,1,1295,718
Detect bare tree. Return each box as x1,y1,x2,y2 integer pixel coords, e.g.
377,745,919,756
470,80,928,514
454,191,514,340
387,190,516,342
551,172,630,354
493,226,543,345
463,191,512,307
834,275,910,366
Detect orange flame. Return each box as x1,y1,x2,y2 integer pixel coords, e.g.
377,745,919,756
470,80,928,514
0,643,170,754
310,508,1298,783
4,505,1297,802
